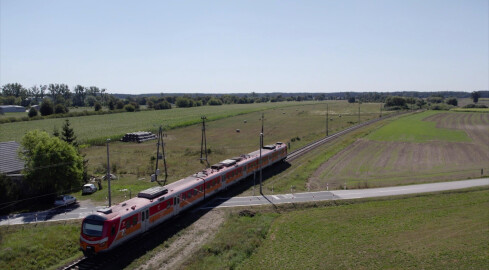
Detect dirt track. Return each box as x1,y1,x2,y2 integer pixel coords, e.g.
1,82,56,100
309,112,489,190
136,209,224,270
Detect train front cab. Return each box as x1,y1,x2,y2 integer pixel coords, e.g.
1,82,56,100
80,214,119,256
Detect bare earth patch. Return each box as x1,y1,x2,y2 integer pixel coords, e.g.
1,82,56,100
136,209,225,270
309,112,489,189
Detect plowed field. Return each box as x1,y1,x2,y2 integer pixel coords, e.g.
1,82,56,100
309,111,489,189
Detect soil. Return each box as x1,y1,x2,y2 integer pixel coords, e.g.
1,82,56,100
309,112,489,190
136,209,225,270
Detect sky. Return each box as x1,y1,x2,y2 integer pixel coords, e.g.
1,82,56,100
1,0,488,94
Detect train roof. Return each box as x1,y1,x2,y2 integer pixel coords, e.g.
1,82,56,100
90,142,286,220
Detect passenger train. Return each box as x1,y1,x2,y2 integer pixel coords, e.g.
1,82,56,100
80,142,287,255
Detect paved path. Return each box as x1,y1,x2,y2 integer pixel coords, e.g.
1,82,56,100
201,178,489,209
1,178,487,226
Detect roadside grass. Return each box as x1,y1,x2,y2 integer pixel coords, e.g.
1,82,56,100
181,212,278,270
79,102,387,202
0,112,26,119
366,111,470,142
224,188,488,269
0,220,82,270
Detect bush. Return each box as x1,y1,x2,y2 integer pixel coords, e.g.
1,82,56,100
28,107,38,118
208,98,222,106
40,99,54,116
116,100,125,109
54,104,67,114
94,102,102,111
446,98,458,106
124,104,135,112
154,101,171,110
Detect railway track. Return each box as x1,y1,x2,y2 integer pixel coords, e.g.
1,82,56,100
286,111,410,161
62,110,412,270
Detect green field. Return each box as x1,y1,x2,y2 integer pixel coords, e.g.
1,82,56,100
366,111,470,142
184,189,489,270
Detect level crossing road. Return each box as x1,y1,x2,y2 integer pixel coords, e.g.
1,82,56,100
1,178,487,226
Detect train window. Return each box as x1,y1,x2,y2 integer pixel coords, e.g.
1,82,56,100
142,212,145,221
111,225,116,236
133,216,137,225
83,219,104,237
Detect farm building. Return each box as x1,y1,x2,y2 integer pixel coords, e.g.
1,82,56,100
0,105,26,113
0,141,25,175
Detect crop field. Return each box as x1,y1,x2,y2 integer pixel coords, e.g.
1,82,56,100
183,188,489,269
0,102,323,144
309,111,489,190
80,101,386,203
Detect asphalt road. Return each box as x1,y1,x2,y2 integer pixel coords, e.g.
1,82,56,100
1,178,487,226
200,178,489,209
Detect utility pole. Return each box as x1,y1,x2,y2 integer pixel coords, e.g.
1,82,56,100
326,103,329,137
200,116,210,168
106,139,111,207
358,102,360,123
153,126,168,185
259,132,263,194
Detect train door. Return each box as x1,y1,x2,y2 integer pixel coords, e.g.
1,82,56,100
141,208,150,232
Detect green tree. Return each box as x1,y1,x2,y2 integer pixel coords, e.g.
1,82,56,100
94,102,102,111
471,91,481,103
61,120,77,146
40,98,54,116
20,130,83,200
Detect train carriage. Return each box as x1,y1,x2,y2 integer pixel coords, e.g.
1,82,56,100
80,142,286,255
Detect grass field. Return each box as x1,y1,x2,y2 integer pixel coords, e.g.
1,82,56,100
0,220,81,270
183,188,489,269
366,111,470,142
78,101,386,203
0,102,319,144
309,111,489,190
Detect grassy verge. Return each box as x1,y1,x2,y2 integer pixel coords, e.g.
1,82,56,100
181,211,278,270
184,188,489,269
366,111,470,142
0,220,82,270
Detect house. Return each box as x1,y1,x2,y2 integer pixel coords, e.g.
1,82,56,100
0,141,25,176
0,105,26,113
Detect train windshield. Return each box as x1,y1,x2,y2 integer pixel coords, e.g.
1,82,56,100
83,219,104,237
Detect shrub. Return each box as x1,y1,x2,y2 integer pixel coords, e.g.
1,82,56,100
28,107,38,118
446,98,458,106
54,104,67,114
208,98,222,106
124,104,135,112
116,100,125,109
94,102,102,111
40,99,54,116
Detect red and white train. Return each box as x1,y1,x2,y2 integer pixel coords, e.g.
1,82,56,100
80,142,287,255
